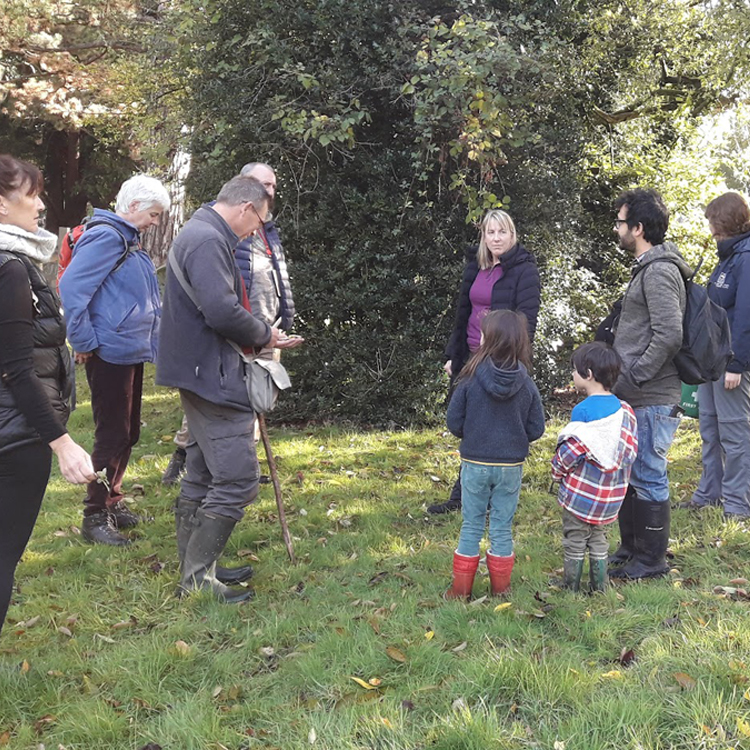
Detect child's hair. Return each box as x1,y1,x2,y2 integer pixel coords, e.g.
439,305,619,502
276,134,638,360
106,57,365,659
571,341,621,390
460,309,531,380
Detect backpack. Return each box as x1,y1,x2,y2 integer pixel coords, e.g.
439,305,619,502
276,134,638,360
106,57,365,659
56,217,130,292
634,257,732,385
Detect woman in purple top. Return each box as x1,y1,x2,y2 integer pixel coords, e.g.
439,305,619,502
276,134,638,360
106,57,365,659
429,209,542,514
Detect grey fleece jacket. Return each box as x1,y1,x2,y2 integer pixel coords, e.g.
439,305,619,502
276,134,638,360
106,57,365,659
613,242,691,407
156,205,272,411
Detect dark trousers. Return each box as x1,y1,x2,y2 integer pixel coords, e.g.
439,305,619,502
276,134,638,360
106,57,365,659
84,355,143,515
0,443,52,635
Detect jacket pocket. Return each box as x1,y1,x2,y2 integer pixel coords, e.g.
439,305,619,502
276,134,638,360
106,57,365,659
116,303,138,332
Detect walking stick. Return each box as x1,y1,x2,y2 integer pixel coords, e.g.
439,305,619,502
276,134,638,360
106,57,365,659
257,413,296,564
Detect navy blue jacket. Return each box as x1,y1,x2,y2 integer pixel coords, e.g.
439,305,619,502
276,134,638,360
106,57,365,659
709,231,750,373
445,243,541,377
59,209,160,365
447,359,546,464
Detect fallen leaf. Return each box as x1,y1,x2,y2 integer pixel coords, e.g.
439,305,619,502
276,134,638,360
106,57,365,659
737,717,750,738
494,602,512,612
554,742,566,750
618,648,636,667
0,731,10,745
174,640,191,656
451,698,468,711
259,646,275,657
33,714,56,733
600,670,622,680
368,571,389,586
350,677,378,690
368,678,382,687
20,659,30,673
137,744,163,750
469,595,487,606
94,633,115,644
425,630,434,640
401,699,415,711
385,646,407,663
381,717,393,728
308,727,317,744
19,615,41,629
452,641,468,652
57,627,72,637
673,672,696,690
730,578,748,585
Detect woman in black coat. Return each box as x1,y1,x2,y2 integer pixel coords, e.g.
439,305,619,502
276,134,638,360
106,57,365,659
0,155,96,635
429,209,541,514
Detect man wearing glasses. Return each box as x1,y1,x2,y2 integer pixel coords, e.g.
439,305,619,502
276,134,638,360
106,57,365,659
607,188,692,581
157,175,298,602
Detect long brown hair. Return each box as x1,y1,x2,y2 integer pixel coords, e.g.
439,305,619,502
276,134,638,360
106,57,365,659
459,309,531,381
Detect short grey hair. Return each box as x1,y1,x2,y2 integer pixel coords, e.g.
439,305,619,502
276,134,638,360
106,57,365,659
240,162,274,177
216,175,269,207
115,174,171,214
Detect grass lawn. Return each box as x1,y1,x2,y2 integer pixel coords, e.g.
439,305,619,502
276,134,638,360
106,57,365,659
1,365,750,750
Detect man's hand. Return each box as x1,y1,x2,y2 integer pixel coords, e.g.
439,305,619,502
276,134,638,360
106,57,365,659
444,360,453,377
276,334,305,350
74,351,94,365
725,372,742,390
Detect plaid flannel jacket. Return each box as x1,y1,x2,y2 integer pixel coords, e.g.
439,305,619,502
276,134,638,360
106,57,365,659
551,402,638,525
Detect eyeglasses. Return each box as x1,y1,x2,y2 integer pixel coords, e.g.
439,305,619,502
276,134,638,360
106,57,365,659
614,218,629,229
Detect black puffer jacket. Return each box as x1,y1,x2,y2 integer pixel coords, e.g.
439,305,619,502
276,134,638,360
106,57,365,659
445,243,541,377
0,251,72,455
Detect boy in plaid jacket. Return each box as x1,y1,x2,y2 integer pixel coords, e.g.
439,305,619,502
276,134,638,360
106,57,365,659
551,342,638,592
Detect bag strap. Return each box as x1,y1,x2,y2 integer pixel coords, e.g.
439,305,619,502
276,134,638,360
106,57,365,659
167,251,251,362
77,218,133,273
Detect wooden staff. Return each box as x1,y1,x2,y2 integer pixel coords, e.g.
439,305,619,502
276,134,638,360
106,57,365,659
257,413,296,564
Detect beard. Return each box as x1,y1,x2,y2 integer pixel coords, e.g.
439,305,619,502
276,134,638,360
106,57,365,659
618,232,636,252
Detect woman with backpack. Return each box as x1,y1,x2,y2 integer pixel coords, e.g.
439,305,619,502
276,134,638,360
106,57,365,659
681,192,750,520
59,175,170,546
0,154,96,635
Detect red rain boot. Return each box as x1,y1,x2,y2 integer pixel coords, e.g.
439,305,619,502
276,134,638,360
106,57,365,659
486,551,515,595
444,552,480,601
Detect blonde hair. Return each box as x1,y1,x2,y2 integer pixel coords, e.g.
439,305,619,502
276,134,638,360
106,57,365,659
477,210,517,270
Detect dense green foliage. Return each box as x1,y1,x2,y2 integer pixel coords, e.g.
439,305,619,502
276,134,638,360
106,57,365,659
170,0,750,424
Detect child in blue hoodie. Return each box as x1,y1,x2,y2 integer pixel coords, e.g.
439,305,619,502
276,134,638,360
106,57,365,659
446,310,546,599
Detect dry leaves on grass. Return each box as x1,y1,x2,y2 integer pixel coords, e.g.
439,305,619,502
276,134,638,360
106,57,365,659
673,672,697,690
385,646,407,663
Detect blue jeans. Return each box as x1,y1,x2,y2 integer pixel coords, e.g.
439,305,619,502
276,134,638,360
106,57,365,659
457,461,523,557
630,405,680,503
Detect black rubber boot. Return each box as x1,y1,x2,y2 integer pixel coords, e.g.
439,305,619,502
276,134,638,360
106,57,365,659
610,499,670,580
179,509,254,603
215,564,254,585
162,448,187,486
81,511,130,546
562,558,584,592
428,474,462,514
608,485,636,565
589,557,608,593
174,496,200,568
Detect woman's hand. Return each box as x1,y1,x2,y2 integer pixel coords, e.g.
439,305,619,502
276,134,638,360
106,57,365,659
725,372,742,390
74,351,93,365
49,434,96,484
443,360,453,377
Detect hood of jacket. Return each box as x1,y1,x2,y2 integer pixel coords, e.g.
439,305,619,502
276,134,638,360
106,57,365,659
557,408,629,471
717,230,750,260
636,241,693,280
475,359,528,401
0,223,58,264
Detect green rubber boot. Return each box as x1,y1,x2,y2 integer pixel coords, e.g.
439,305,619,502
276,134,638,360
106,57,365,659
589,557,608,593
563,557,584,592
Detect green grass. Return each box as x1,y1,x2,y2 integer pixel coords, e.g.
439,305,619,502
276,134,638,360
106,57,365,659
2,365,750,749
